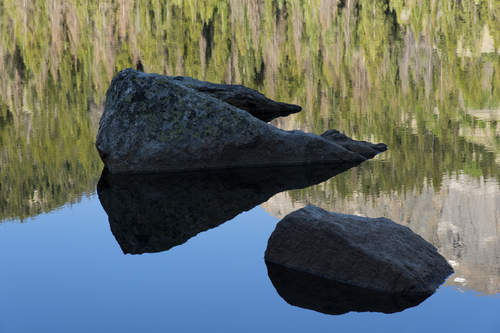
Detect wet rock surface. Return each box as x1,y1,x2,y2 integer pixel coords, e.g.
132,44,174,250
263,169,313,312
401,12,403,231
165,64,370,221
97,163,360,254
95,68,386,174
264,205,454,295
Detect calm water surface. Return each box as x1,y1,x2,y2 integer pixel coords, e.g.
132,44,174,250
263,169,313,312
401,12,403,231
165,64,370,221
1,0,500,332
1,196,499,332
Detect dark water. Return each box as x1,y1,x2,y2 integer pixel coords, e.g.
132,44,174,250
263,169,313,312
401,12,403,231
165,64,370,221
1,0,500,332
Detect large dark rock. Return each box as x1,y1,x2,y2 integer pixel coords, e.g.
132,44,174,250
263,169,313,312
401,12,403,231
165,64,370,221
95,68,386,174
97,163,360,254
264,205,454,295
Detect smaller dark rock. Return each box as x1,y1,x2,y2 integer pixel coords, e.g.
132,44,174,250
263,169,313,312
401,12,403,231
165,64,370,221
264,205,453,295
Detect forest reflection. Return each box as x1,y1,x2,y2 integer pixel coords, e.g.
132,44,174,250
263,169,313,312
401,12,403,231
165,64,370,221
1,0,499,238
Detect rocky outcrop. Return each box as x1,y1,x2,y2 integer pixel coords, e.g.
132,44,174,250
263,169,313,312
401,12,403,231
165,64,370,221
264,205,454,295
97,163,360,254
95,68,386,174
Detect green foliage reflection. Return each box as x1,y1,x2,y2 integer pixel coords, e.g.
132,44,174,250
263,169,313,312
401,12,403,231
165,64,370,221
1,0,499,221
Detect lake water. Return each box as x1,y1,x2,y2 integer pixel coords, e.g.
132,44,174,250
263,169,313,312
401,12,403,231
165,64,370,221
1,1,500,332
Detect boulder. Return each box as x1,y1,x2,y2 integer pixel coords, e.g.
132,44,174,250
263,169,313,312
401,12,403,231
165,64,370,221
264,205,454,295
95,68,386,174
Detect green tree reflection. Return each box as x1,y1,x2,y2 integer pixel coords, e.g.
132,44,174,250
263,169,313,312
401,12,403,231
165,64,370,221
1,0,499,221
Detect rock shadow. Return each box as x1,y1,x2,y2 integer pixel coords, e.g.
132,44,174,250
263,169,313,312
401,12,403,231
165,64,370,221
97,162,360,254
265,260,432,315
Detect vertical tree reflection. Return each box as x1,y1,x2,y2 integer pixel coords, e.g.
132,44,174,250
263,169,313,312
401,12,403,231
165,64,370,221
1,0,499,221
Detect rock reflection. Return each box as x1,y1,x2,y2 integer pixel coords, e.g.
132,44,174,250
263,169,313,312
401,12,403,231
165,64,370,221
265,260,431,315
97,162,359,254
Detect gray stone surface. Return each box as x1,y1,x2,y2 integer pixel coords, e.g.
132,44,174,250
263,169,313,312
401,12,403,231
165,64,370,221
96,68,385,174
264,205,454,295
